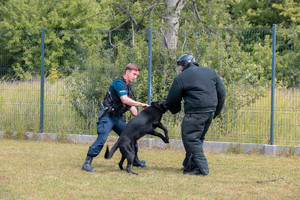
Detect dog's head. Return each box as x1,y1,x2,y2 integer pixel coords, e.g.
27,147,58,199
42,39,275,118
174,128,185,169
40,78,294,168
150,101,170,113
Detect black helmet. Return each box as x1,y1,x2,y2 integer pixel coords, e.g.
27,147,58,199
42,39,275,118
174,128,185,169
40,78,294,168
176,54,195,68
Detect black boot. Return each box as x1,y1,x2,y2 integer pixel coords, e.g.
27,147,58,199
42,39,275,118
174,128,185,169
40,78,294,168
183,167,203,175
82,155,95,172
133,155,147,168
182,154,197,172
183,167,207,176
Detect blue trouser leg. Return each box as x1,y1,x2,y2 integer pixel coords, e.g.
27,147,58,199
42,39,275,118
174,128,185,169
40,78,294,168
87,114,114,157
87,113,141,158
181,112,214,175
112,116,127,136
112,116,139,154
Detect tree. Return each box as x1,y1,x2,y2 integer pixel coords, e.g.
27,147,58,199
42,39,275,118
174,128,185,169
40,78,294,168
229,0,300,27
0,0,110,78
162,0,185,51
1,0,298,135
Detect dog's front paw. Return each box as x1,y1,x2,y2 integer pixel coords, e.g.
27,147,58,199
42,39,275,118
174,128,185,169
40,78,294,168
164,137,169,143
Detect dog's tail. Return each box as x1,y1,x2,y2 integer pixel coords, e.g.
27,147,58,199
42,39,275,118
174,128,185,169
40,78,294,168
104,146,110,159
104,142,119,159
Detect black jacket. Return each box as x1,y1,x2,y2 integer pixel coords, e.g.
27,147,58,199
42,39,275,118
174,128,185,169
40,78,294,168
166,63,226,115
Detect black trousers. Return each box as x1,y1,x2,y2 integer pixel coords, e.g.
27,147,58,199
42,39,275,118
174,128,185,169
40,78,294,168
181,112,214,175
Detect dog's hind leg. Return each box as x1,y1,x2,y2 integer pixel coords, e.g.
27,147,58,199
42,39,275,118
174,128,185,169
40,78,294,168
126,155,138,175
118,155,126,171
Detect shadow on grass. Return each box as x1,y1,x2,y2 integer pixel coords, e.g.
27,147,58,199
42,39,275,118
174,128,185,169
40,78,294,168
89,161,181,175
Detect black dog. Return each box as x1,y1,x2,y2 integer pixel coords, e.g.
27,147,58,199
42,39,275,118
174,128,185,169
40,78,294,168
104,101,169,175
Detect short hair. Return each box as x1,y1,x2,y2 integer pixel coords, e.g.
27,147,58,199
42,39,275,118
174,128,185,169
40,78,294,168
125,63,140,72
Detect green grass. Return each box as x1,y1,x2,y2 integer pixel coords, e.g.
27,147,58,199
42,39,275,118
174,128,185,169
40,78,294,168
0,139,299,200
0,80,299,145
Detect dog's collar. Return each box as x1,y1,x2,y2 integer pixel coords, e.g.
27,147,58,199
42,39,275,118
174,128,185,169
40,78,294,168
151,105,166,114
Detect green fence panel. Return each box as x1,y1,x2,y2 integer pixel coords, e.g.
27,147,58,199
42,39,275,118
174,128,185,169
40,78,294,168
0,27,299,146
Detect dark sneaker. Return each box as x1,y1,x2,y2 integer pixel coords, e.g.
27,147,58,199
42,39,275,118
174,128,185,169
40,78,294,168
133,159,147,168
140,160,146,164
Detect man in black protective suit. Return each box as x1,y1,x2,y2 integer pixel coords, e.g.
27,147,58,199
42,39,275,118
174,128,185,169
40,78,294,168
166,54,226,175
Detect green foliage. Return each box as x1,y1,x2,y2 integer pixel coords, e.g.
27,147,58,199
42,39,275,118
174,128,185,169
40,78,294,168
180,0,235,29
0,0,110,79
64,30,150,123
107,0,166,30
0,0,108,30
230,0,300,27
65,67,109,127
47,68,58,84
0,0,299,139
64,24,298,136
275,27,300,86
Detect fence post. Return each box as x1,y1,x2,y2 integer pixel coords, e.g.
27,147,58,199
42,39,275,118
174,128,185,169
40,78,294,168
148,27,152,105
40,28,45,133
270,24,276,145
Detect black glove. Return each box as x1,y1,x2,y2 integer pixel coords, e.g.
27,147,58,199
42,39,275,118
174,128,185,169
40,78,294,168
168,104,181,114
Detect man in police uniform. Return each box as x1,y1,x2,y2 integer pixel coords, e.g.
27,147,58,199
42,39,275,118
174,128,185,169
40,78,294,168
167,54,226,175
82,63,149,172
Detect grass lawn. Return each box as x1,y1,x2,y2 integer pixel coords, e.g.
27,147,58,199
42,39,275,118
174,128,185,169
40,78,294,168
0,139,299,200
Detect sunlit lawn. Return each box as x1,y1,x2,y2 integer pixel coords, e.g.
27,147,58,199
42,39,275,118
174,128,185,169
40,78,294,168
0,139,299,200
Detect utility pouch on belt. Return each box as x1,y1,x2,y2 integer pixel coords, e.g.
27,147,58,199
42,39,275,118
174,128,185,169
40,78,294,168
97,103,109,119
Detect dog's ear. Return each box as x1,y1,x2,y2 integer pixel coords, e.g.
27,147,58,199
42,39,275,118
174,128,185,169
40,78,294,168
151,101,158,106
163,101,170,108
160,101,170,112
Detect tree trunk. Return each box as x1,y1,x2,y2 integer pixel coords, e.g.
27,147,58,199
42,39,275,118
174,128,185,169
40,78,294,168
163,0,185,51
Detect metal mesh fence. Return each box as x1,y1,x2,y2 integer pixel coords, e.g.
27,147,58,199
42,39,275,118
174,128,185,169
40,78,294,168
272,27,299,145
0,26,299,146
0,30,41,133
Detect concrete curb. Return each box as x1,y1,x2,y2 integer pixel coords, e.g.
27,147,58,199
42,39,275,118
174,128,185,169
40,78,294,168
1,131,299,156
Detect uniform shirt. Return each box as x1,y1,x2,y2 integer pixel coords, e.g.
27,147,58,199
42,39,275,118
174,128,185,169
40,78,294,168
167,63,226,115
103,78,132,116
109,79,129,97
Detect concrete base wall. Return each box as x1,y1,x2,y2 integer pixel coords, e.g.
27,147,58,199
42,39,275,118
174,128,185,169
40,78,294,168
1,131,299,156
